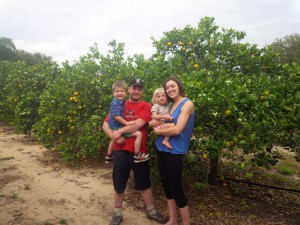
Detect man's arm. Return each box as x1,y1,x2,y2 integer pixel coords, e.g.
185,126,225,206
110,118,146,141
102,121,126,143
102,121,113,139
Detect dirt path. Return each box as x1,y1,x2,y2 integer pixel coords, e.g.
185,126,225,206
0,122,158,225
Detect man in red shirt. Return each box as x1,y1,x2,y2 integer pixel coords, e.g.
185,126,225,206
102,78,167,225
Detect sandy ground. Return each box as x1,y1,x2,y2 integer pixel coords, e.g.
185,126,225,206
0,122,159,225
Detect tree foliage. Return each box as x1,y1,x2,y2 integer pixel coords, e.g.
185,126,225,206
16,50,53,66
0,36,53,65
151,17,299,183
0,37,17,61
0,18,298,183
270,33,300,64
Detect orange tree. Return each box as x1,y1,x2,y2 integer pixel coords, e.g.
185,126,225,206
0,19,298,176
0,60,14,120
0,60,59,133
151,17,300,183
32,41,140,162
267,63,300,161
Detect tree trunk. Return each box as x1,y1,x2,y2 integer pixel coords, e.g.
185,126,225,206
208,157,218,185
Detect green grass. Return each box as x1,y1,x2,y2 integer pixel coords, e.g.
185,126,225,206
58,219,68,224
43,222,54,225
0,156,14,161
24,183,31,190
9,193,19,200
277,162,295,175
194,182,210,191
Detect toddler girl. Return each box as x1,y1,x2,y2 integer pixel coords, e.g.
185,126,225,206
151,88,175,149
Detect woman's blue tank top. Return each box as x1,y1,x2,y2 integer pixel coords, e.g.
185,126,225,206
155,97,194,154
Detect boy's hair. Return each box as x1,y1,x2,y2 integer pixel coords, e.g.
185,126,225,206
151,87,166,104
112,80,127,92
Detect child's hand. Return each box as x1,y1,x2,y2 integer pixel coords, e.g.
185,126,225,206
116,136,126,144
149,119,162,127
163,115,173,121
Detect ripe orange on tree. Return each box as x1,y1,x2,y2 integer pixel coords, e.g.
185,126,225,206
233,137,239,144
259,96,265,101
225,109,232,116
225,141,231,148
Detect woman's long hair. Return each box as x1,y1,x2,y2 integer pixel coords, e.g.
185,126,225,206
163,75,185,102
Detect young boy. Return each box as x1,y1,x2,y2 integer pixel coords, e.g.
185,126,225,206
105,80,150,163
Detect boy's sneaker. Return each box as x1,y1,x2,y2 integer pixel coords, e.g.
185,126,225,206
105,156,113,164
109,213,122,225
134,153,150,163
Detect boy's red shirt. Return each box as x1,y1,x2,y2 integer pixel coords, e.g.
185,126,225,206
105,100,151,153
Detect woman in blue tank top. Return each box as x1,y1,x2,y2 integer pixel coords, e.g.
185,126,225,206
150,75,194,225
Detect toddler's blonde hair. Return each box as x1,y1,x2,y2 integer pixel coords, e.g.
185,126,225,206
151,87,166,105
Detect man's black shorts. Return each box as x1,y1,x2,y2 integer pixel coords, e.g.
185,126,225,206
112,150,151,193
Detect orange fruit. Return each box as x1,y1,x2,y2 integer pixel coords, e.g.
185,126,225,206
233,137,239,144
202,153,208,160
225,109,232,116
259,96,265,101
225,141,231,148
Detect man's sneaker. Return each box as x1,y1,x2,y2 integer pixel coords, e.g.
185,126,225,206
134,152,150,163
109,213,122,225
105,156,113,164
147,210,168,224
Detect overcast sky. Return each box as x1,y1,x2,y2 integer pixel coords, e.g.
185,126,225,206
1,0,299,63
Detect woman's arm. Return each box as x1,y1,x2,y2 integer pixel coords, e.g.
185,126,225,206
154,101,194,136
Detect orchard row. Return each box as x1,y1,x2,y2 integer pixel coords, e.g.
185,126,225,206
0,17,299,182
